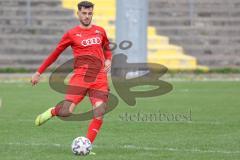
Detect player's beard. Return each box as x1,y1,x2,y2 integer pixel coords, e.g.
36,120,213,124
80,18,92,27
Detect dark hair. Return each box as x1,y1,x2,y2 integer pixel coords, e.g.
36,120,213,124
78,1,94,10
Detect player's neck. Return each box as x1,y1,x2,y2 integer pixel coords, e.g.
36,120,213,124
79,23,93,29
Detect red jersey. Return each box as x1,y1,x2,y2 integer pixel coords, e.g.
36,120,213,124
37,25,112,77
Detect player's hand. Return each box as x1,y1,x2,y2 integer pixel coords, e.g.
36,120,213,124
104,59,111,72
31,72,41,86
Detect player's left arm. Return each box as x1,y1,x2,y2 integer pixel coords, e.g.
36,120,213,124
102,29,112,72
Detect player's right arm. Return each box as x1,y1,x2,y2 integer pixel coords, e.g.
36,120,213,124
31,32,72,86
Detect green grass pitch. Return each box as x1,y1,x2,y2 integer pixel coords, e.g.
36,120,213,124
0,80,240,160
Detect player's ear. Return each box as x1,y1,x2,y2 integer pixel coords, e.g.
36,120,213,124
77,11,80,17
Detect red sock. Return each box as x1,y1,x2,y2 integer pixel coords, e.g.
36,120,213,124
86,118,103,143
51,106,61,116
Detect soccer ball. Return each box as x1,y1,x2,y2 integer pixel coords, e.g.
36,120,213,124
71,137,92,156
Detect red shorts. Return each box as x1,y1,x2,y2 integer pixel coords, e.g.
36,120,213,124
65,74,109,105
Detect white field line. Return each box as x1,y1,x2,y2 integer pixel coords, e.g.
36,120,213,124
122,145,240,154
2,142,240,154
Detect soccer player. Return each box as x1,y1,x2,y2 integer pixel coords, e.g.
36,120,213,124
31,0,112,151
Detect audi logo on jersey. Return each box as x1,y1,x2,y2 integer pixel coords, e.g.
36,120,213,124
81,37,102,47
